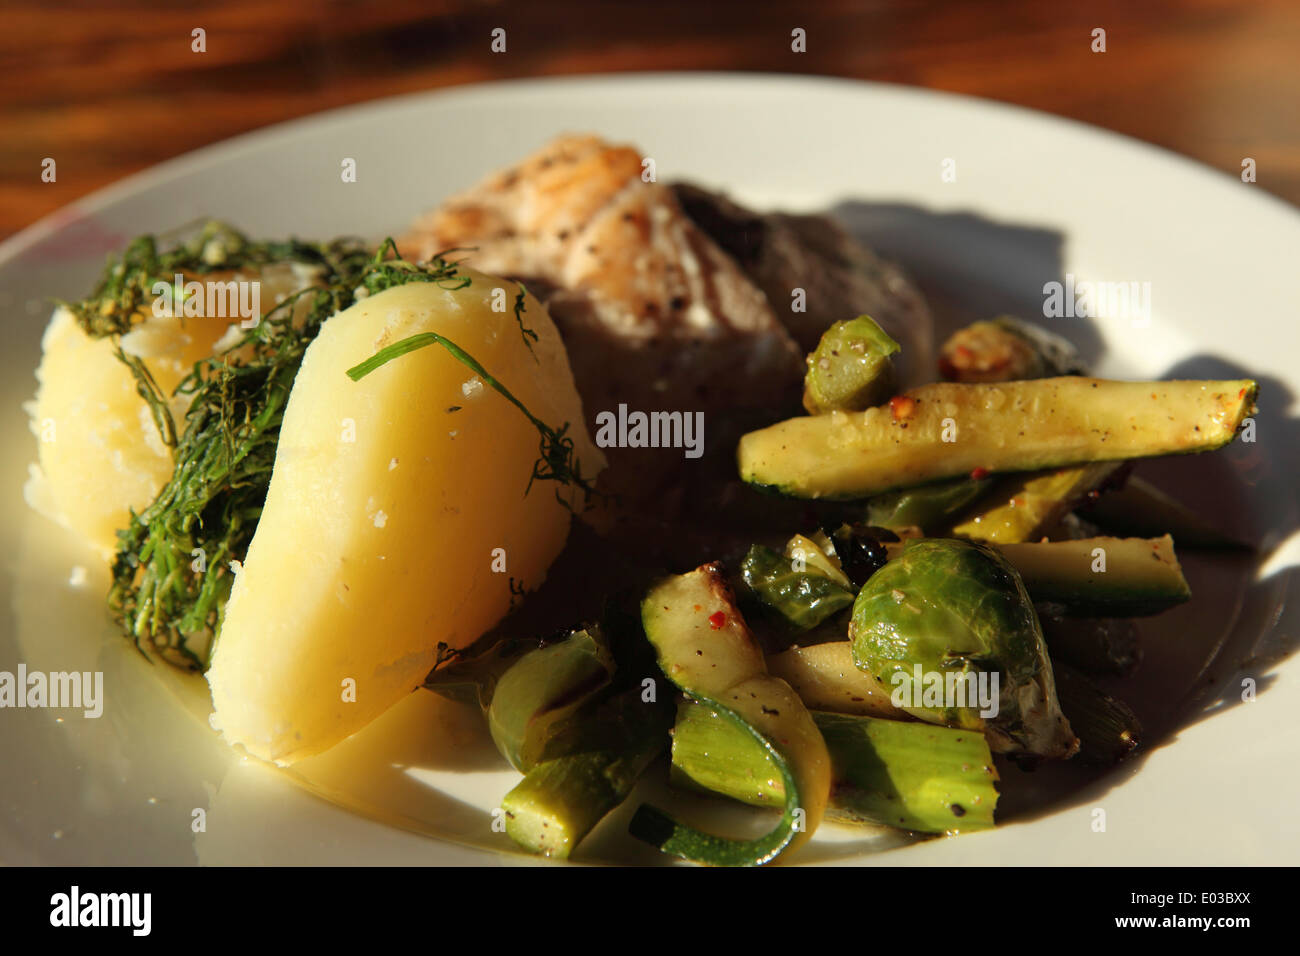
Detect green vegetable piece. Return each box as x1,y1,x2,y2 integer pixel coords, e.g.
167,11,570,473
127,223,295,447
938,315,1087,383
487,627,616,772
422,636,536,709
948,462,1124,544
864,477,994,533
631,564,832,865
740,544,855,631
878,535,1191,618
739,377,1258,500
1053,666,1142,766
802,315,901,414
996,534,1190,617
1082,475,1252,550
812,711,998,831
671,702,998,833
850,538,1078,758
501,688,669,859
784,533,853,587
629,690,809,866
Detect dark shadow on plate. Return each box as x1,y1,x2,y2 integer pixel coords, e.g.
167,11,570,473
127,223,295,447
966,358,1299,826
830,201,1106,372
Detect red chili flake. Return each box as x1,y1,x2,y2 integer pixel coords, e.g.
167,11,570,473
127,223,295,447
970,467,990,480
708,611,727,630
889,395,917,421
1239,388,1247,399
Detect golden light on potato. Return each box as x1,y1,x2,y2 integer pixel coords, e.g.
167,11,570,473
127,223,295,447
206,274,603,765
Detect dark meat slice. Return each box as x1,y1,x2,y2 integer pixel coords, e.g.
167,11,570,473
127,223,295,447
673,183,933,385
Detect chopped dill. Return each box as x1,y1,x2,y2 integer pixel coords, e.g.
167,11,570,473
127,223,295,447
513,282,539,359
70,223,379,669
69,226,586,670
346,241,599,511
346,328,600,511
507,576,528,613
357,238,470,298
61,221,359,452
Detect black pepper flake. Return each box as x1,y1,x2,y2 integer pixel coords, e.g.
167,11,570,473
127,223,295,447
951,804,966,817
446,405,462,413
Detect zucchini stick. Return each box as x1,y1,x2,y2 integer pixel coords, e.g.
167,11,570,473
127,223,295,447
739,377,1257,500
501,688,668,858
671,702,998,833
991,535,1189,617
881,535,1190,617
947,462,1124,544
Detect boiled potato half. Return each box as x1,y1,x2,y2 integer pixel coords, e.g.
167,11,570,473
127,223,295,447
26,264,316,559
206,273,604,765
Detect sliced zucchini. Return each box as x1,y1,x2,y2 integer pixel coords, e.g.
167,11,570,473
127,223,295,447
739,377,1257,500
671,702,998,833
631,563,831,865
486,627,616,772
500,687,668,858
948,462,1124,544
994,534,1190,617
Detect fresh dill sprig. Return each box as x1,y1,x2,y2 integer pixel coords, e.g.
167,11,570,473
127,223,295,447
62,220,365,455
346,328,600,511
507,576,528,614
64,220,347,338
75,223,373,669
513,282,539,359
358,238,471,297
345,241,599,511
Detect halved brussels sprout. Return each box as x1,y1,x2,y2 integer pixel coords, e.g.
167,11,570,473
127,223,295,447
849,538,1077,758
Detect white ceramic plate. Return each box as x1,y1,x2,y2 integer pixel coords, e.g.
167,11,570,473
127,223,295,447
3,73,1298,866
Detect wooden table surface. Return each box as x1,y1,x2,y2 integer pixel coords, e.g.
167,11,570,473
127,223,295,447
3,0,1298,241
